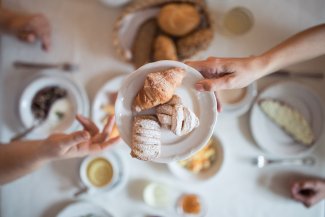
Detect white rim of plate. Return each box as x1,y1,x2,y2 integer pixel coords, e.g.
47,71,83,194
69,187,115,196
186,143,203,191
250,81,324,156
115,60,217,163
57,202,113,217
19,72,89,137
92,75,126,130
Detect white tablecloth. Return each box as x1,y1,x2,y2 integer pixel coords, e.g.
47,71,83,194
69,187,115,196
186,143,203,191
1,0,325,217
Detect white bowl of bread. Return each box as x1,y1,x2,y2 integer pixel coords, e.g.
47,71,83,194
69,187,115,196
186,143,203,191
115,60,217,163
113,0,214,68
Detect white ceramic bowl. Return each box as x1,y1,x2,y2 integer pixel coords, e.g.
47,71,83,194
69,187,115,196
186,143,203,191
168,135,224,182
80,151,123,193
19,73,89,139
219,83,257,117
99,0,131,7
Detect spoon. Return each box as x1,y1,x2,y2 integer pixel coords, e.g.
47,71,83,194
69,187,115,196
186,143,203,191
11,99,67,141
253,155,316,168
10,119,45,141
73,186,89,197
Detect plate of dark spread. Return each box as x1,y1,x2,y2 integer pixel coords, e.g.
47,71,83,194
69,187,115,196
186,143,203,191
19,73,89,139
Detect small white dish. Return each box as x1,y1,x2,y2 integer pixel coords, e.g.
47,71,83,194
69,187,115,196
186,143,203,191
115,60,217,163
57,202,113,217
79,150,126,194
92,75,126,131
168,135,224,182
219,83,257,117
99,0,132,7
19,73,89,139
250,81,324,156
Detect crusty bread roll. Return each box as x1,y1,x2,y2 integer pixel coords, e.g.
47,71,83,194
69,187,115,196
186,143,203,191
157,95,199,136
133,67,186,112
158,3,200,37
259,99,315,146
153,35,178,61
131,115,161,161
177,28,213,59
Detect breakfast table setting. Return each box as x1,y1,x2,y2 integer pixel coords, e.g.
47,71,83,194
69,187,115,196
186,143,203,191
1,0,325,217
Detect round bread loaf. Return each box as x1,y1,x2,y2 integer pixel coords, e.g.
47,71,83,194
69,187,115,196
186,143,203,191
158,3,200,37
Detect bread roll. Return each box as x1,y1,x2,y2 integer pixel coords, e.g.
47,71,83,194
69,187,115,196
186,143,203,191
131,115,161,161
177,28,213,59
158,3,200,37
153,35,178,61
157,95,199,136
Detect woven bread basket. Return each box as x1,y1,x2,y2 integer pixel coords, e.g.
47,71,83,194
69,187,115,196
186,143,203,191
113,0,214,67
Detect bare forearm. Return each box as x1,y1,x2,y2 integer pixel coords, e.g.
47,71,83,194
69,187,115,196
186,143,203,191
260,24,325,76
0,141,48,185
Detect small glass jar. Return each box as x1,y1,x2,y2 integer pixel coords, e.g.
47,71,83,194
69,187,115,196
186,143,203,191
143,182,172,208
176,194,207,217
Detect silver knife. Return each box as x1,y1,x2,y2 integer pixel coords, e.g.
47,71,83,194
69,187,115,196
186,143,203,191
270,70,324,79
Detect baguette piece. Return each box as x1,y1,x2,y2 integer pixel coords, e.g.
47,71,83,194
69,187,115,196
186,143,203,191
133,67,186,112
132,19,158,68
131,115,161,161
259,99,315,146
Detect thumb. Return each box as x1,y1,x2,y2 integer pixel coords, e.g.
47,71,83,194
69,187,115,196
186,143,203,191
195,77,230,92
59,131,90,148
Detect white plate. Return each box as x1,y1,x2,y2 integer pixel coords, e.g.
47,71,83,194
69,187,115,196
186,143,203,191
57,202,113,217
220,83,257,117
168,135,224,182
99,0,131,7
115,60,217,163
92,75,126,131
250,81,324,156
19,73,89,139
80,150,127,194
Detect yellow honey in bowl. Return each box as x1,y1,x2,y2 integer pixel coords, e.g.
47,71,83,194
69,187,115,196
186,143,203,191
87,157,114,187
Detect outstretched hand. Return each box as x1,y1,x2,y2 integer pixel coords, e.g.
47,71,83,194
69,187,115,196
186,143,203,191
39,115,120,160
186,56,266,91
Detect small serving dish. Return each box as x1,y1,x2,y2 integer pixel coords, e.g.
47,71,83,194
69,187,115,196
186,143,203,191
19,72,89,139
168,135,224,182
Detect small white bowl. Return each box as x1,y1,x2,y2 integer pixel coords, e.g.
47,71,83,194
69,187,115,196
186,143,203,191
219,83,257,117
19,73,89,138
168,135,224,182
80,151,122,193
99,0,132,7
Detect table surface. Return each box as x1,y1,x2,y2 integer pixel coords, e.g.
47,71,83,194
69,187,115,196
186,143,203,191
1,0,325,217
